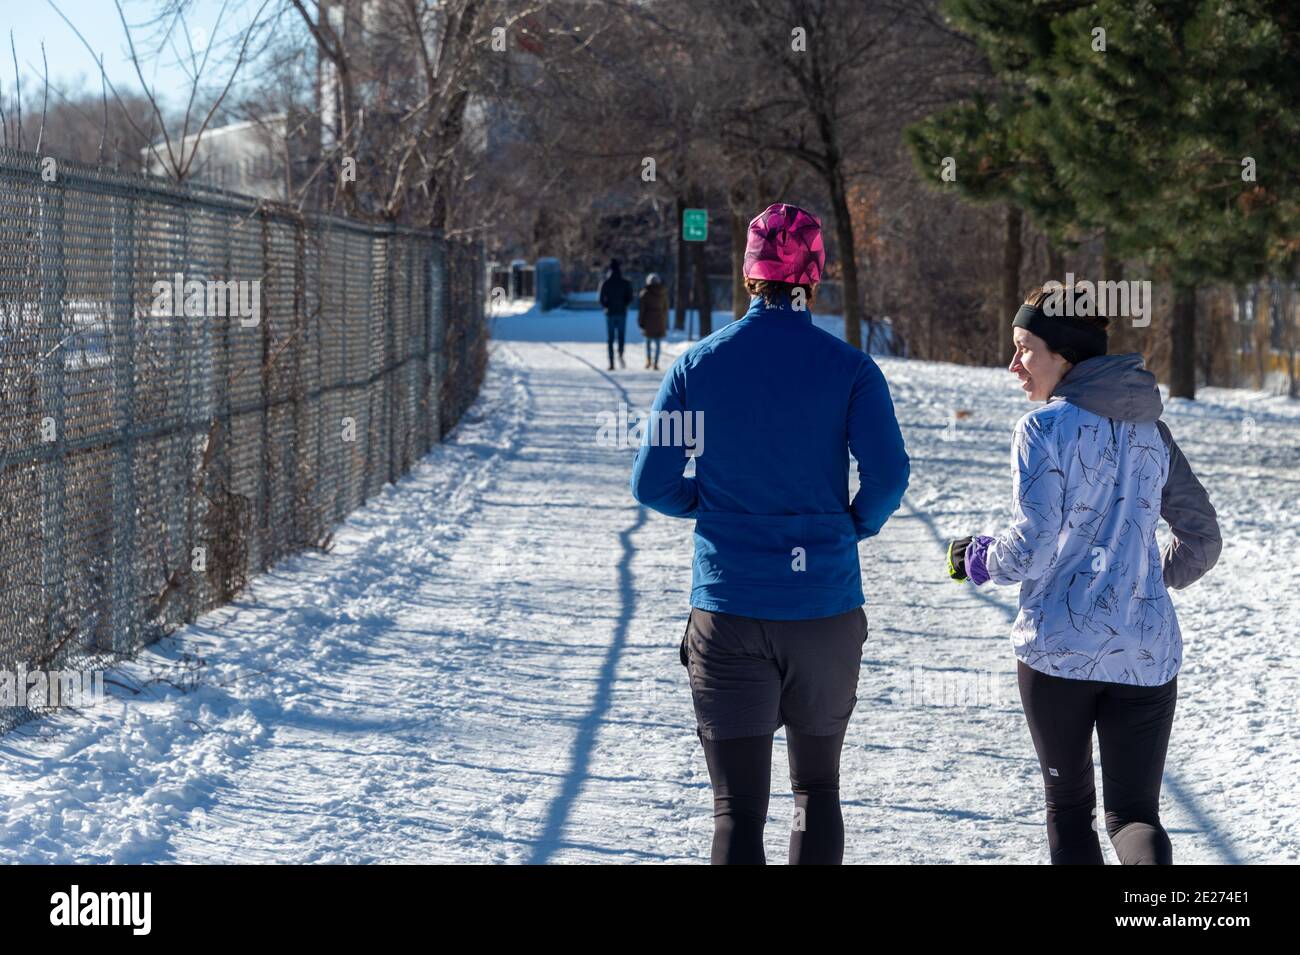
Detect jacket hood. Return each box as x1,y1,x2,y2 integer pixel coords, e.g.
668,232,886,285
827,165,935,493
1051,353,1163,422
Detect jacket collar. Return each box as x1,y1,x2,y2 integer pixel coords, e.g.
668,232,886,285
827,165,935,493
743,295,813,322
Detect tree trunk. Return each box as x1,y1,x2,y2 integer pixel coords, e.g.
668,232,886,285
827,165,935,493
1286,278,1298,399
730,190,749,321
998,205,1022,367
674,195,688,331
1199,289,1219,386
827,166,862,350
1169,283,1197,399
691,236,712,338
1102,244,1126,355
1046,239,1066,282
1254,284,1267,389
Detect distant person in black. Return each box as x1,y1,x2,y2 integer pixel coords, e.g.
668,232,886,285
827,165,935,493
599,258,634,371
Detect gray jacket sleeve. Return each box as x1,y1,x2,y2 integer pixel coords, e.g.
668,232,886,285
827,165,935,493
1156,421,1222,589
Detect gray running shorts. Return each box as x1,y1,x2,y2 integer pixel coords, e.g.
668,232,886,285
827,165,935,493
679,605,868,741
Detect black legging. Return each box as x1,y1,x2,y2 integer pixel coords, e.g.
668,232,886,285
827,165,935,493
698,726,848,864
1017,660,1177,865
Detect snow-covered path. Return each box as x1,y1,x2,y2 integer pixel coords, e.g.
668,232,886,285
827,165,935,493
1,306,1296,863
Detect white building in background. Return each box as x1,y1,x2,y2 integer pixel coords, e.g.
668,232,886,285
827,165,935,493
142,114,290,200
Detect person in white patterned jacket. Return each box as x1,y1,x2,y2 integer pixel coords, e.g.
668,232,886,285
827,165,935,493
946,281,1221,865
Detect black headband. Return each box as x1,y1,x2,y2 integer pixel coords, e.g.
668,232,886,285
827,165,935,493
1012,304,1107,362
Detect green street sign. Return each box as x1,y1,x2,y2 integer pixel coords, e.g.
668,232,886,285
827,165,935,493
683,208,708,242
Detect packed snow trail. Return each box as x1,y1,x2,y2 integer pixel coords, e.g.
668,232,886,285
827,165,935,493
0,304,1296,863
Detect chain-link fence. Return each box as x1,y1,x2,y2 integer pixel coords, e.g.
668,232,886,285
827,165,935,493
0,148,486,732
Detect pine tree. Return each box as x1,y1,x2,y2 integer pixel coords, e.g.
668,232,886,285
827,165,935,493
907,0,1300,397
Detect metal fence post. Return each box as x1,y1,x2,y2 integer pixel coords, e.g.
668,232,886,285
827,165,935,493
431,239,447,438
258,211,273,573
190,208,216,618
110,192,138,654
405,236,415,466
362,235,375,503
38,182,68,658
423,240,436,451
460,243,471,421
314,223,325,544
386,226,398,486
476,238,487,393
179,203,198,623
337,229,350,524
292,218,307,547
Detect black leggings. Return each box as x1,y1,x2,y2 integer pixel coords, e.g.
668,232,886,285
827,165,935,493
698,726,847,864
1017,660,1177,865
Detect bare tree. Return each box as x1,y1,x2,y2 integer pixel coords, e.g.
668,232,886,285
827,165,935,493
42,0,277,181
697,0,938,348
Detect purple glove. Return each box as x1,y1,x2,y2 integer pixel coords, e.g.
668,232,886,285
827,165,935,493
964,535,993,585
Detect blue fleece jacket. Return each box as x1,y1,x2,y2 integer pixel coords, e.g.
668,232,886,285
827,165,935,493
629,295,910,620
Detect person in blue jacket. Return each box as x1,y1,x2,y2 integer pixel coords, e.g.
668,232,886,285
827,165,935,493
630,203,910,864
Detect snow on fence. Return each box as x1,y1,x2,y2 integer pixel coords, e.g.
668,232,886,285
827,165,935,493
0,148,486,732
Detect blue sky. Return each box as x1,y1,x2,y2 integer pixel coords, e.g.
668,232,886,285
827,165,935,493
1,1,269,109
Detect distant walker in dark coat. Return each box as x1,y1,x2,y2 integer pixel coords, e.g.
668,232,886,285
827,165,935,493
598,258,634,371
638,273,669,370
